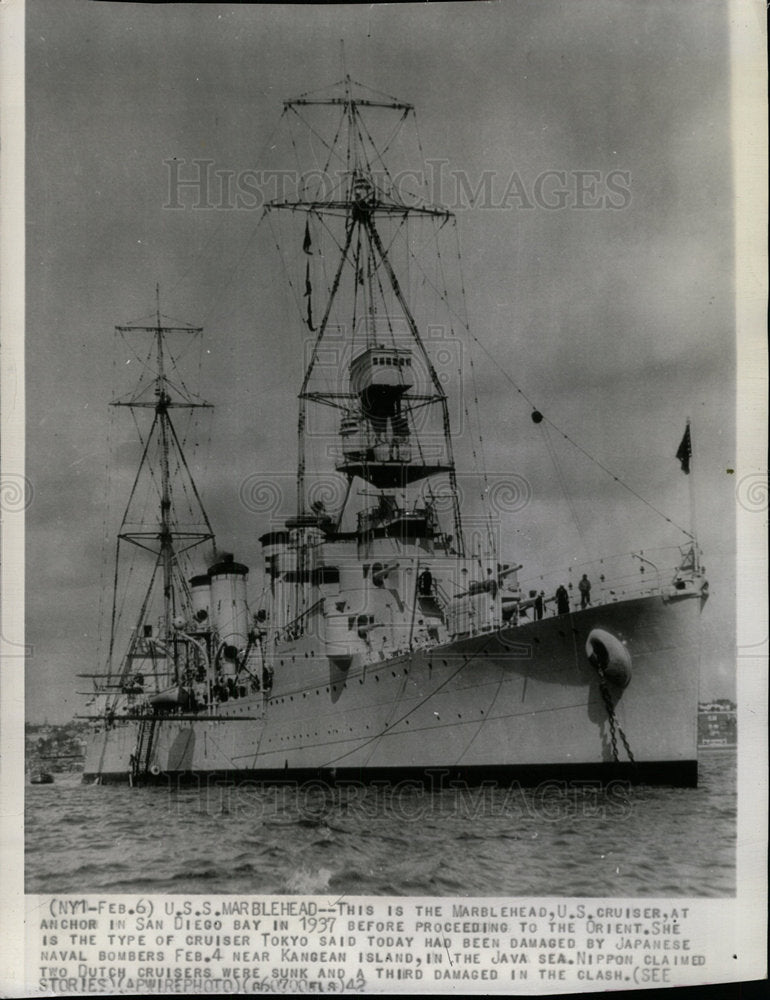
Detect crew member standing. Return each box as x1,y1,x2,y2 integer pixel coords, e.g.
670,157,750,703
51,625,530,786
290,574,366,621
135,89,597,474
578,574,591,609
555,584,570,615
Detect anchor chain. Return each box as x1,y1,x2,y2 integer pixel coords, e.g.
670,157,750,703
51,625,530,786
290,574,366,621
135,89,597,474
596,665,636,765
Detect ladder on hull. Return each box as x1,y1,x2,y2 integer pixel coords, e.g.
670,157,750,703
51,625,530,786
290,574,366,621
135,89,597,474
130,716,159,784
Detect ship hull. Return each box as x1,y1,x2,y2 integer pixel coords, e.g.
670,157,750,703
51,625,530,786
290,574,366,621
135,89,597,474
83,592,701,786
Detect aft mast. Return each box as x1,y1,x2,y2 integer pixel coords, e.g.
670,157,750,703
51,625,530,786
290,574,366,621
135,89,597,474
107,289,215,695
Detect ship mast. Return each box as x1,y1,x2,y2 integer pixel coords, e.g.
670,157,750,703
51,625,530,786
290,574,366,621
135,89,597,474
108,293,215,683
155,284,174,635
266,76,465,556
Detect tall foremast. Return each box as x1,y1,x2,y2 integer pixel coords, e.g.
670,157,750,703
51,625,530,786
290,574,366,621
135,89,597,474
266,77,465,554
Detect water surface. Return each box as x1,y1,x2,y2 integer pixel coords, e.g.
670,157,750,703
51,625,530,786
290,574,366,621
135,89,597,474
26,751,735,897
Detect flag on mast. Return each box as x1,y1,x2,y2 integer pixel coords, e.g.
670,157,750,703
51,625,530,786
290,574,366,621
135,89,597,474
676,423,691,474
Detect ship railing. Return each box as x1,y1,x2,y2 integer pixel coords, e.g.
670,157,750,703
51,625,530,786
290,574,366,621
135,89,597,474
515,545,691,613
357,502,437,533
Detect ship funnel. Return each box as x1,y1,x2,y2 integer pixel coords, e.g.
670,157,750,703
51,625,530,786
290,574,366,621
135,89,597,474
208,554,249,668
189,573,211,623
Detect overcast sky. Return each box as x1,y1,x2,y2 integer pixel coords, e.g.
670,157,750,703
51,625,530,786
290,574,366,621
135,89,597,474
25,0,735,723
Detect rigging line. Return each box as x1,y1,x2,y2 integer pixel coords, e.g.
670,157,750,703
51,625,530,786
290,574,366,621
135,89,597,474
265,211,307,330
318,636,497,768
319,108,347,181
408,211,452,262
97,345,120,672
371,245,398,343
541,420,592,563
349,78,409,105
366,217,445,398
167,118,283,302
286,109,305,198
406,241,468,331
113,331,162,401
468,331,692,538
379,108,410,163
155,312,199,328
106,537,122,677
110,543,144,680
355,109,402,199
309,206,346,257
459,365,494,558
293,76,345,100
420,220,491,551
313,167,353,209
450,219,472,325
132,412,164,515
439,215,691,538
438,222,494,554
412,111,435,207
401,397,430,472
117,556,163,688
200,216,264,331
299,217,357,396
350,221,363,344
169,449,198,529
122,309,159,327
288,105,347,171
167,345,203,405
352,105,408,209
313,226,340,399
161,324,206,386
379,212,411,270
118,410,160,527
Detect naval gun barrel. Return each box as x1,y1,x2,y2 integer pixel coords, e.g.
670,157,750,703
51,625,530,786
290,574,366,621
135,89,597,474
372,560,400,587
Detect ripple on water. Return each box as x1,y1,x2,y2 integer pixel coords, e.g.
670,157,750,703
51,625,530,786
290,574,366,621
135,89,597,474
25,753,737,896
